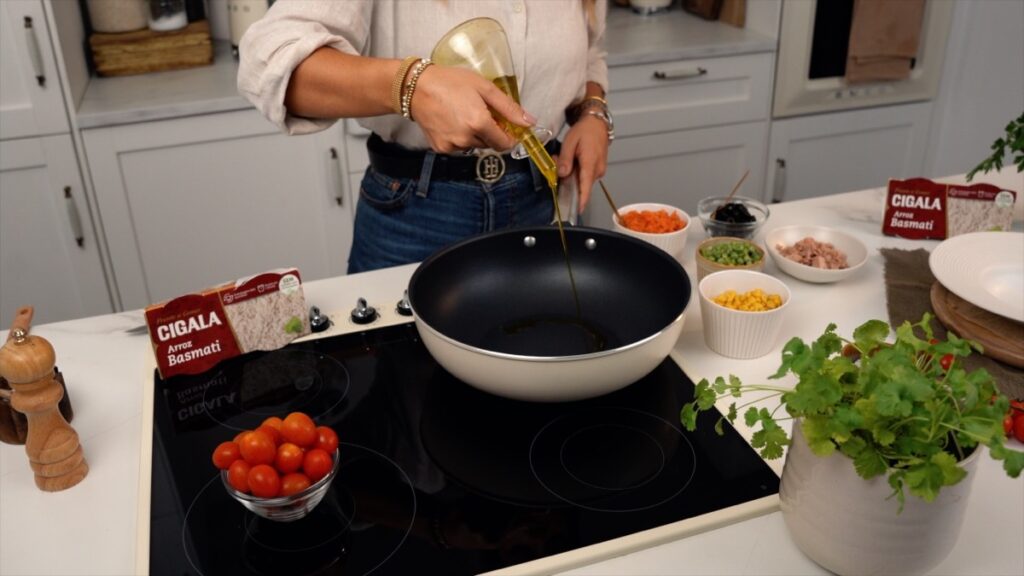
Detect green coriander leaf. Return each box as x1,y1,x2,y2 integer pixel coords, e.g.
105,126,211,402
990,444,1024,478
726,402,738,424
801,417,837,456
744,406,760,428
853,319,890,355
852,443,888,479
680,403,698,431
714,417,724,436
888,471,907,513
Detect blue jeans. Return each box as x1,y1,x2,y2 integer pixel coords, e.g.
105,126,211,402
347,152,555,273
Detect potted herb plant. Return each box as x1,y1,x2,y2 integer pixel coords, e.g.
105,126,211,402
681,315,1024,575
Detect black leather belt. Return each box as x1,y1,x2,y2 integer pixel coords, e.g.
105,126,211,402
366,133,560,183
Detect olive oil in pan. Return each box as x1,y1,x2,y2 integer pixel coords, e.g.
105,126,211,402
491,75,582,318
500,315,611,356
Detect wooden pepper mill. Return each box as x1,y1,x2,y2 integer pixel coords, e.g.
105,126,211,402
0,307,88,491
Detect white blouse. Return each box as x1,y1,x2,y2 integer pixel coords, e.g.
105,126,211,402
237,0,608,149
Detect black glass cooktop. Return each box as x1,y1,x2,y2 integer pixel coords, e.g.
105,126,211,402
148,322,779,576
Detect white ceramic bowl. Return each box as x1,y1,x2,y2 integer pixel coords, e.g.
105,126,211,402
765,225,868,284
612,202,690,261
698,270,791,359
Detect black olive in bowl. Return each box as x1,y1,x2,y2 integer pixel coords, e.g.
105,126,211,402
697,196,770,239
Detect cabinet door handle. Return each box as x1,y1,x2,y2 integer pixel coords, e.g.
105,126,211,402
64,187,84,248
771,159,787,204
652,67,707,81
329,147,343,206
23,16,46,87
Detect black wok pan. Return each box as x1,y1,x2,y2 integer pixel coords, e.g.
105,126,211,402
407,226,691,402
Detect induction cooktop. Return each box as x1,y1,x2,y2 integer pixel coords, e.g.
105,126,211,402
144,321,779,575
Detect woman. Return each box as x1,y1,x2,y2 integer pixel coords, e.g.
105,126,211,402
238,0,611,273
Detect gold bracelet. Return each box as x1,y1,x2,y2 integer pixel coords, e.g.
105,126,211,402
391,56,420,115
401,58,433,120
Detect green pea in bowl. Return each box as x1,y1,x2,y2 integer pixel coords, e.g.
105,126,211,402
695,237,765,282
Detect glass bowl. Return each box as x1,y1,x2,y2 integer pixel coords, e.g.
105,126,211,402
698,195,770,239
221,449,340,522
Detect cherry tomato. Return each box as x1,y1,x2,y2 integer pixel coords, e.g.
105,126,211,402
227,459,251,493
282,412,317,448
303,448,333,483
280,473,312,496
233,430,250,445
1005,414,1016,437
275,442,305,474
212,441,241,470
315,426,339,454
261,416,284,432
239,429,276,466
1014,413,1024,444
939,354,954,371
248,464,282,498
256,424,282,446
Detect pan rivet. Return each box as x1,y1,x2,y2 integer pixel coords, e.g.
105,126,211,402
523,236,536,248
585,238,597,250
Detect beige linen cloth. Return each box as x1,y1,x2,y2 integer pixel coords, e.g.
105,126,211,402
845,0,927,83
881,248,1024,399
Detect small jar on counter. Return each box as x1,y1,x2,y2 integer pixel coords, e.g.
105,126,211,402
148,0,188,32
86,0,149,33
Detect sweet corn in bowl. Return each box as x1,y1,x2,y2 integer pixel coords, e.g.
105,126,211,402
698,270,791,359
712,289,783,312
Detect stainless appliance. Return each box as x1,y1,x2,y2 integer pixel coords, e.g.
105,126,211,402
773,0,954,118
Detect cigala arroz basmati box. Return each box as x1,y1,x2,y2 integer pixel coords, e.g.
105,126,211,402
145,269,310,378
882,178,1018,240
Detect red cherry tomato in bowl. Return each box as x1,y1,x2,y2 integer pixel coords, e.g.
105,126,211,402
315,426,339,454
282,412,318,447
280,472,312,496
275,442,305,474
212,441,240,470
303,448,333,483
247,464,282,498
227,459,251,493
239,429,277,466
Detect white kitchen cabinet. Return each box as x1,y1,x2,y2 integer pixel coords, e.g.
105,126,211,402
0,135,111,325
584,120,768,228
83,109,354,310
0,0,69,139
582,52,773,227
765,102,933,203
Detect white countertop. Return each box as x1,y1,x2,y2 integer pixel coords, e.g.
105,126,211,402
2,170,1022,576
74,7,775,129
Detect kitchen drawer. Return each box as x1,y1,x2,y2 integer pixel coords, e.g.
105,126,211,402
584,120,768,229
607,52,773,138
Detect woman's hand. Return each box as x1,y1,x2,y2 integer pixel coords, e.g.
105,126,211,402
411,66,537,155
557,114,609,212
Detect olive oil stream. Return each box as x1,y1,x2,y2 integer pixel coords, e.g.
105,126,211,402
491,76,606,353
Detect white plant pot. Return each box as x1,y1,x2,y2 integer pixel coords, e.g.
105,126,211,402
779,421,981,576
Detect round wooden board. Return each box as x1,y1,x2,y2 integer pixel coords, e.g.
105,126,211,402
930,282,1024,368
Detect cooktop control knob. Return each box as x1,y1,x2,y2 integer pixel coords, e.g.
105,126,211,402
309,306,330,332
350,298,378,324
396,290,413,317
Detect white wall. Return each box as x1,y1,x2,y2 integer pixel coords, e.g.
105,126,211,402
926,0,1024,178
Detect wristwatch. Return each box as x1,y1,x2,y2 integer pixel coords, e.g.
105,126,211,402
583,107,615,142
568,96,615,142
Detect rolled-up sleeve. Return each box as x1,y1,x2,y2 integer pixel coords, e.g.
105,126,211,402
237,0,372,135
586,0,609,93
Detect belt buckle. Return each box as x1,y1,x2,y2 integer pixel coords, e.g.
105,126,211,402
475,151,506,184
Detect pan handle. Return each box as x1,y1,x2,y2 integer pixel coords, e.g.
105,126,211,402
551,173,580,226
